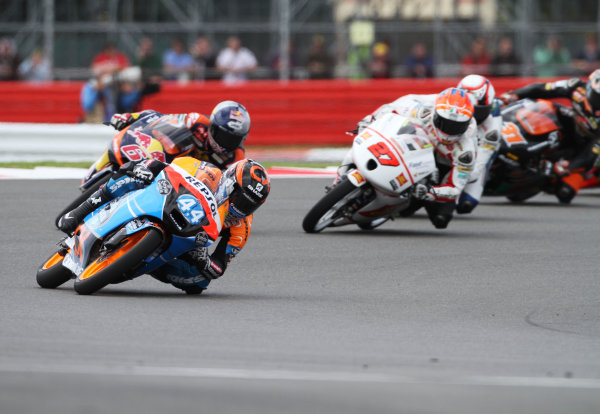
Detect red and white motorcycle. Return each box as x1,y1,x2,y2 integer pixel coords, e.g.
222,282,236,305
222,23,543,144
302,112,438,233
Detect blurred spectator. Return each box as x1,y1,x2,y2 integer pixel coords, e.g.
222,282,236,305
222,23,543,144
533,35,571,77
80,66,159,123
267,40,299,79
91,42,130,79
162,37,195,82
491,36,521,77
460,37,491,76
305,35,334,79
135,36,162,79
190,35,217,80
369,42,391,79
572,32,600,76
403,42,434,78
216,35,257,84
18,48,51,82
0,37,20,81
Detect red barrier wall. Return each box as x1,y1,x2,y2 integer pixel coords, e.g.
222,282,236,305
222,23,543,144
0,78,554,145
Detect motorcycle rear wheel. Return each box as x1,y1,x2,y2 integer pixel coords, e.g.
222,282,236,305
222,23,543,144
54,174,111,229
36,251,72,288
73,227,163,295
302,179,361,233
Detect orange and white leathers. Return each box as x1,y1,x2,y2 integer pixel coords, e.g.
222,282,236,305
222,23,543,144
358,94,478,203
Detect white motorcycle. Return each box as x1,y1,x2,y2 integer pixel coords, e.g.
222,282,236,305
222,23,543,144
302,112,438,233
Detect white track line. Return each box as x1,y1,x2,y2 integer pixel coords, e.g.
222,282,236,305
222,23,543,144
0,363,599,389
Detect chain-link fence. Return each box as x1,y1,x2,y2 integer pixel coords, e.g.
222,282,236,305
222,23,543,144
1,0,599,81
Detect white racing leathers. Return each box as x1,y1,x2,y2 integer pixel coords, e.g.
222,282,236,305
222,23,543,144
457,99,502,213
367,94,478,205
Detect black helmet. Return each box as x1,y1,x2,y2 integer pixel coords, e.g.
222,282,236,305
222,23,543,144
208,101,250,153
222,159,270,218
586,69,600,114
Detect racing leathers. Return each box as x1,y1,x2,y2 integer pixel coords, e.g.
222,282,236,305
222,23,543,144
58,157,253,294
456,98,502,214
500,78,600,202
348,94,478,228
110,109,246,169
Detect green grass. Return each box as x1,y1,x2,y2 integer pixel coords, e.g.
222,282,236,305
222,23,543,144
0,160,336,170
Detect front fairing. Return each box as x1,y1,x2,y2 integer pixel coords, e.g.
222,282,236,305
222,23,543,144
351,112,436,195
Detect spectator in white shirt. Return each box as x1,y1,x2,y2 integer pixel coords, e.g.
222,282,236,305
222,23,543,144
216,36,257,84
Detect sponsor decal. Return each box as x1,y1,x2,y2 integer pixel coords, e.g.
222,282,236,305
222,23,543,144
396,173,407,186
361,131,372,139
156,179,172,195
125,219,144,232
389,179,399,191
109,176,136,192
195,231,210,246
230,110,245,122
167,274,207,285
351,171,365,184
247,183,264,198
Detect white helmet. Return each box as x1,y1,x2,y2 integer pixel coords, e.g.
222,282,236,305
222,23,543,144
457,74,496,124
433,87,475,145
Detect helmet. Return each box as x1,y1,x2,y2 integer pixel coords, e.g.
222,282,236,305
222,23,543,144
432,87,474,144
457,74,496,124
222,159,270,218
586,69,600,114
207,101,250,154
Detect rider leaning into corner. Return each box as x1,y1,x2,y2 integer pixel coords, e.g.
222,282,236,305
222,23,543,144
499,69,600,203
58,156,271,294
108,100,249,169
455,74,503,214
339,87,478,229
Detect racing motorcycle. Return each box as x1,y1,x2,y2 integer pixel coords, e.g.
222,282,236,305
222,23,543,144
54,115,197,228
38,161,222,295
483,98,574,202
302,112,438,233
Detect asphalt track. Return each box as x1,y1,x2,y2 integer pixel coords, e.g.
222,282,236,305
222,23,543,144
1,177,600,414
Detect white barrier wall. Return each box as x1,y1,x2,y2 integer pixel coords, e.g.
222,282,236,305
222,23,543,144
0,123,113,162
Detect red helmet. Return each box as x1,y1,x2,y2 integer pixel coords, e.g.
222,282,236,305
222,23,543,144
433,87,474,144
222,159,270,218
457,74,496,123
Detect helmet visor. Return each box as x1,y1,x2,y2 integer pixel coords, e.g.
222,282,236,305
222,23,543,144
586,85,600,113
209,123,245,152
473,105,492,124
433,112,470,136
229,183,260,217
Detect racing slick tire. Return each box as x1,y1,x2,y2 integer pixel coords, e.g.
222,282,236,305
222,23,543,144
302,179,359,233
36,251,72,289
73,228,163,295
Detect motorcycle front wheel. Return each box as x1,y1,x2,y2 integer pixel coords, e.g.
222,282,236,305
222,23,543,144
73,227,163,295
36,250,72,288
302,179,363,233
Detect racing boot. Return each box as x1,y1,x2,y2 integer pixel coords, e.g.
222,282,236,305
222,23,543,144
425,201,455,229
556,172,584,204
57,187,112,234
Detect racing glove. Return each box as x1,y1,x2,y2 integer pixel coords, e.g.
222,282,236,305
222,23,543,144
498,92,518,105
412,183,435,202
183,248,226,280
109,113,134,130
120,159,166,185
